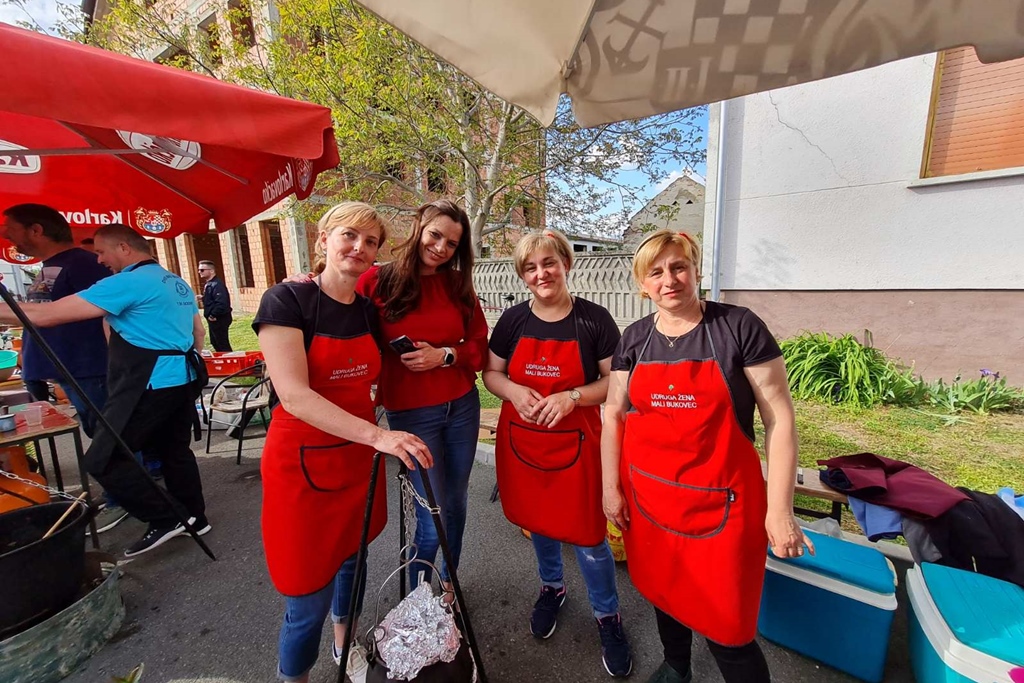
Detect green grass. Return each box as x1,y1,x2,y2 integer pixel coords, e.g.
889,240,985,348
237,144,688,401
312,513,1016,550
229,315,259,351
477,379,502,409
757,402,1024,532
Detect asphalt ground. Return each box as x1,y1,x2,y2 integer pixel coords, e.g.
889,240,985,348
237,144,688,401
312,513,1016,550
31,428,917,683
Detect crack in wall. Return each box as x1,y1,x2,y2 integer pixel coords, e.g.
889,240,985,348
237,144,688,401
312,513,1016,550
766,92,852,185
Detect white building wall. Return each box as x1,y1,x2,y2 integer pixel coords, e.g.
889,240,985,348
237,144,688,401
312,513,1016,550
713,54,1024,291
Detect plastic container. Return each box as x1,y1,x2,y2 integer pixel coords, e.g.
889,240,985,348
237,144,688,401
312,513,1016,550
997,488,1024,521
758,530,897,682
203,351,264,376
907,563,1024,683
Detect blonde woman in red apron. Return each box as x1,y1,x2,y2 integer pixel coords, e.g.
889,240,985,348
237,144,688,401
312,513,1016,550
483,230,632,678
602,230,813,683
254,202,433,683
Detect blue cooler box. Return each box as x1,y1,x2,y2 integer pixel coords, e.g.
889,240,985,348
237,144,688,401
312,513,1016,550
907,563,1024,683
758,530,897,682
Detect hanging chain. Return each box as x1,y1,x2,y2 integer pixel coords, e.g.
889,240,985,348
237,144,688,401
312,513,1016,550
401,472,416,547
0,467,82,502
400,471,440,515
398,470,444,548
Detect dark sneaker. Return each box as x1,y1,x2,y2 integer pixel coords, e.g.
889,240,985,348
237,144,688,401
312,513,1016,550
597,614,633,677
124,523,183,557
89,503,129,535
645,661,690,683
178,516,212,536
530,585,567,639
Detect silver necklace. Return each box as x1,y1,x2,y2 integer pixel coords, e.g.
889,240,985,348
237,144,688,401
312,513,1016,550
657,304,703,347
662,330,684,347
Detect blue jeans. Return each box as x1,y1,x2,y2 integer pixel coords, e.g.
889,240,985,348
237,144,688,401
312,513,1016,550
386,386,479,587
58,376,107,439
278,555,363,681
532,533,620,619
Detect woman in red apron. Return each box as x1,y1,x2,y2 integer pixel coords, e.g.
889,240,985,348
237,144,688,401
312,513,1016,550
254,202,432,683
602,230,813,683
482,230,632,678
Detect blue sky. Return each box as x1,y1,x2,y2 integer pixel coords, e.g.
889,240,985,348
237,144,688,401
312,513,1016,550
0,0,67,32
611,107,709,212
555,106,709,234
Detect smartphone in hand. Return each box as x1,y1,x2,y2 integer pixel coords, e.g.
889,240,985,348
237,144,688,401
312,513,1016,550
389,335,418,356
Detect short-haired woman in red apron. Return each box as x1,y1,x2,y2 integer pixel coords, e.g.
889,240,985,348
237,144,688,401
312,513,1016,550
602,230,813,683
254,202,433,683
483,230,633,678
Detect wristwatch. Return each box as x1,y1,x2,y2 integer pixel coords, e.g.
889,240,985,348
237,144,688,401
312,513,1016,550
442,347,456,367
569,389,581,406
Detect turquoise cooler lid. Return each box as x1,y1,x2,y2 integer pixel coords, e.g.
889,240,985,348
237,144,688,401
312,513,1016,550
768,529,894,595
920,562,1024,667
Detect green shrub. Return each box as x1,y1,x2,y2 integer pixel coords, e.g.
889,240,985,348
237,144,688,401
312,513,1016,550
780,332,921,408
927,371,1024,414
781,332,1023,415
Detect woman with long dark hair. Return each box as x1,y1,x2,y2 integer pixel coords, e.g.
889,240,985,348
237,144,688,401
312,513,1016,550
357,199,488,592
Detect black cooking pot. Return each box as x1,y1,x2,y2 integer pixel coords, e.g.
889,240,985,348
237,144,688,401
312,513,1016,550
0,501,89,636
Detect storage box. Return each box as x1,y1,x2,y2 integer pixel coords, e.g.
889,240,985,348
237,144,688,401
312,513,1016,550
758,530,897,682
203,351,264,376
907,563,1024,683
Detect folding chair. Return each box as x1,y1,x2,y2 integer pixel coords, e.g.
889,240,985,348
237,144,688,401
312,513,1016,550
201,364,272,464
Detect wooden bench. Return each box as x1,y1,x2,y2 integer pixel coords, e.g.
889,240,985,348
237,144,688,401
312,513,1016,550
479,409,499,440
761,460,848,523
480,409,848,521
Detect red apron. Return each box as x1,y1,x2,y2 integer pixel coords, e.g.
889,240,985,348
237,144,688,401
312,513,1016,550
495,307,605,547
261,303,387,597
621,321,767,646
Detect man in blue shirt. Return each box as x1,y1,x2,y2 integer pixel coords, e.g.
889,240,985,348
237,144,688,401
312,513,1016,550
0,223,211,558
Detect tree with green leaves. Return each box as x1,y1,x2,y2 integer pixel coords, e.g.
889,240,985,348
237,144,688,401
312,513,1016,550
81,0,705,254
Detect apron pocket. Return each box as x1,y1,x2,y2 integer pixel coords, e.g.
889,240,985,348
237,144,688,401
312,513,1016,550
299,442,366,492
629,465,733,539
508,422,583,471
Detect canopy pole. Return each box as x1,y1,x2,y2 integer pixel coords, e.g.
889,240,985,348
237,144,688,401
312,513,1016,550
0,284,216,561
710,99,727,303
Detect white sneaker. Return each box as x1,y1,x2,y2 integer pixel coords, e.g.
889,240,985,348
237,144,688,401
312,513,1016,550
332,641,368,683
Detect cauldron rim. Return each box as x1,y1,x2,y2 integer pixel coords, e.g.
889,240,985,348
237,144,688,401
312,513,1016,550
0,501,89,560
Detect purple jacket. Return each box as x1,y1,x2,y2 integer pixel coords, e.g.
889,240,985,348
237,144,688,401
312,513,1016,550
818,452,968,519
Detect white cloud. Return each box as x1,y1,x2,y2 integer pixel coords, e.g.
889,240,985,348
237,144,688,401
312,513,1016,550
1,0,70,33
654,169,685,193
654,167,706,193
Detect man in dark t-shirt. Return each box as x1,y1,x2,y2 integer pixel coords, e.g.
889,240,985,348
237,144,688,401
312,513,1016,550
3,204,111,426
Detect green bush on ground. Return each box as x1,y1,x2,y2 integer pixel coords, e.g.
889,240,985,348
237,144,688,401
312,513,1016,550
781,331,1023,414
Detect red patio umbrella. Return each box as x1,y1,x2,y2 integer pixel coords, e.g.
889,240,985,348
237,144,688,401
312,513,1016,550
0,23,340,262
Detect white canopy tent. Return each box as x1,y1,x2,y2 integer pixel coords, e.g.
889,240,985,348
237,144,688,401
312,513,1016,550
357,0,1024,127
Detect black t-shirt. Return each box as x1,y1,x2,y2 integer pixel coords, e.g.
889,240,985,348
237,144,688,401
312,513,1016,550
611,301,782,441
489,297,621,384
252,281,379,345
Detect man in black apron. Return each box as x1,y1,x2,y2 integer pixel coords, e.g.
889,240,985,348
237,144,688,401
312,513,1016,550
0,223,211,558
